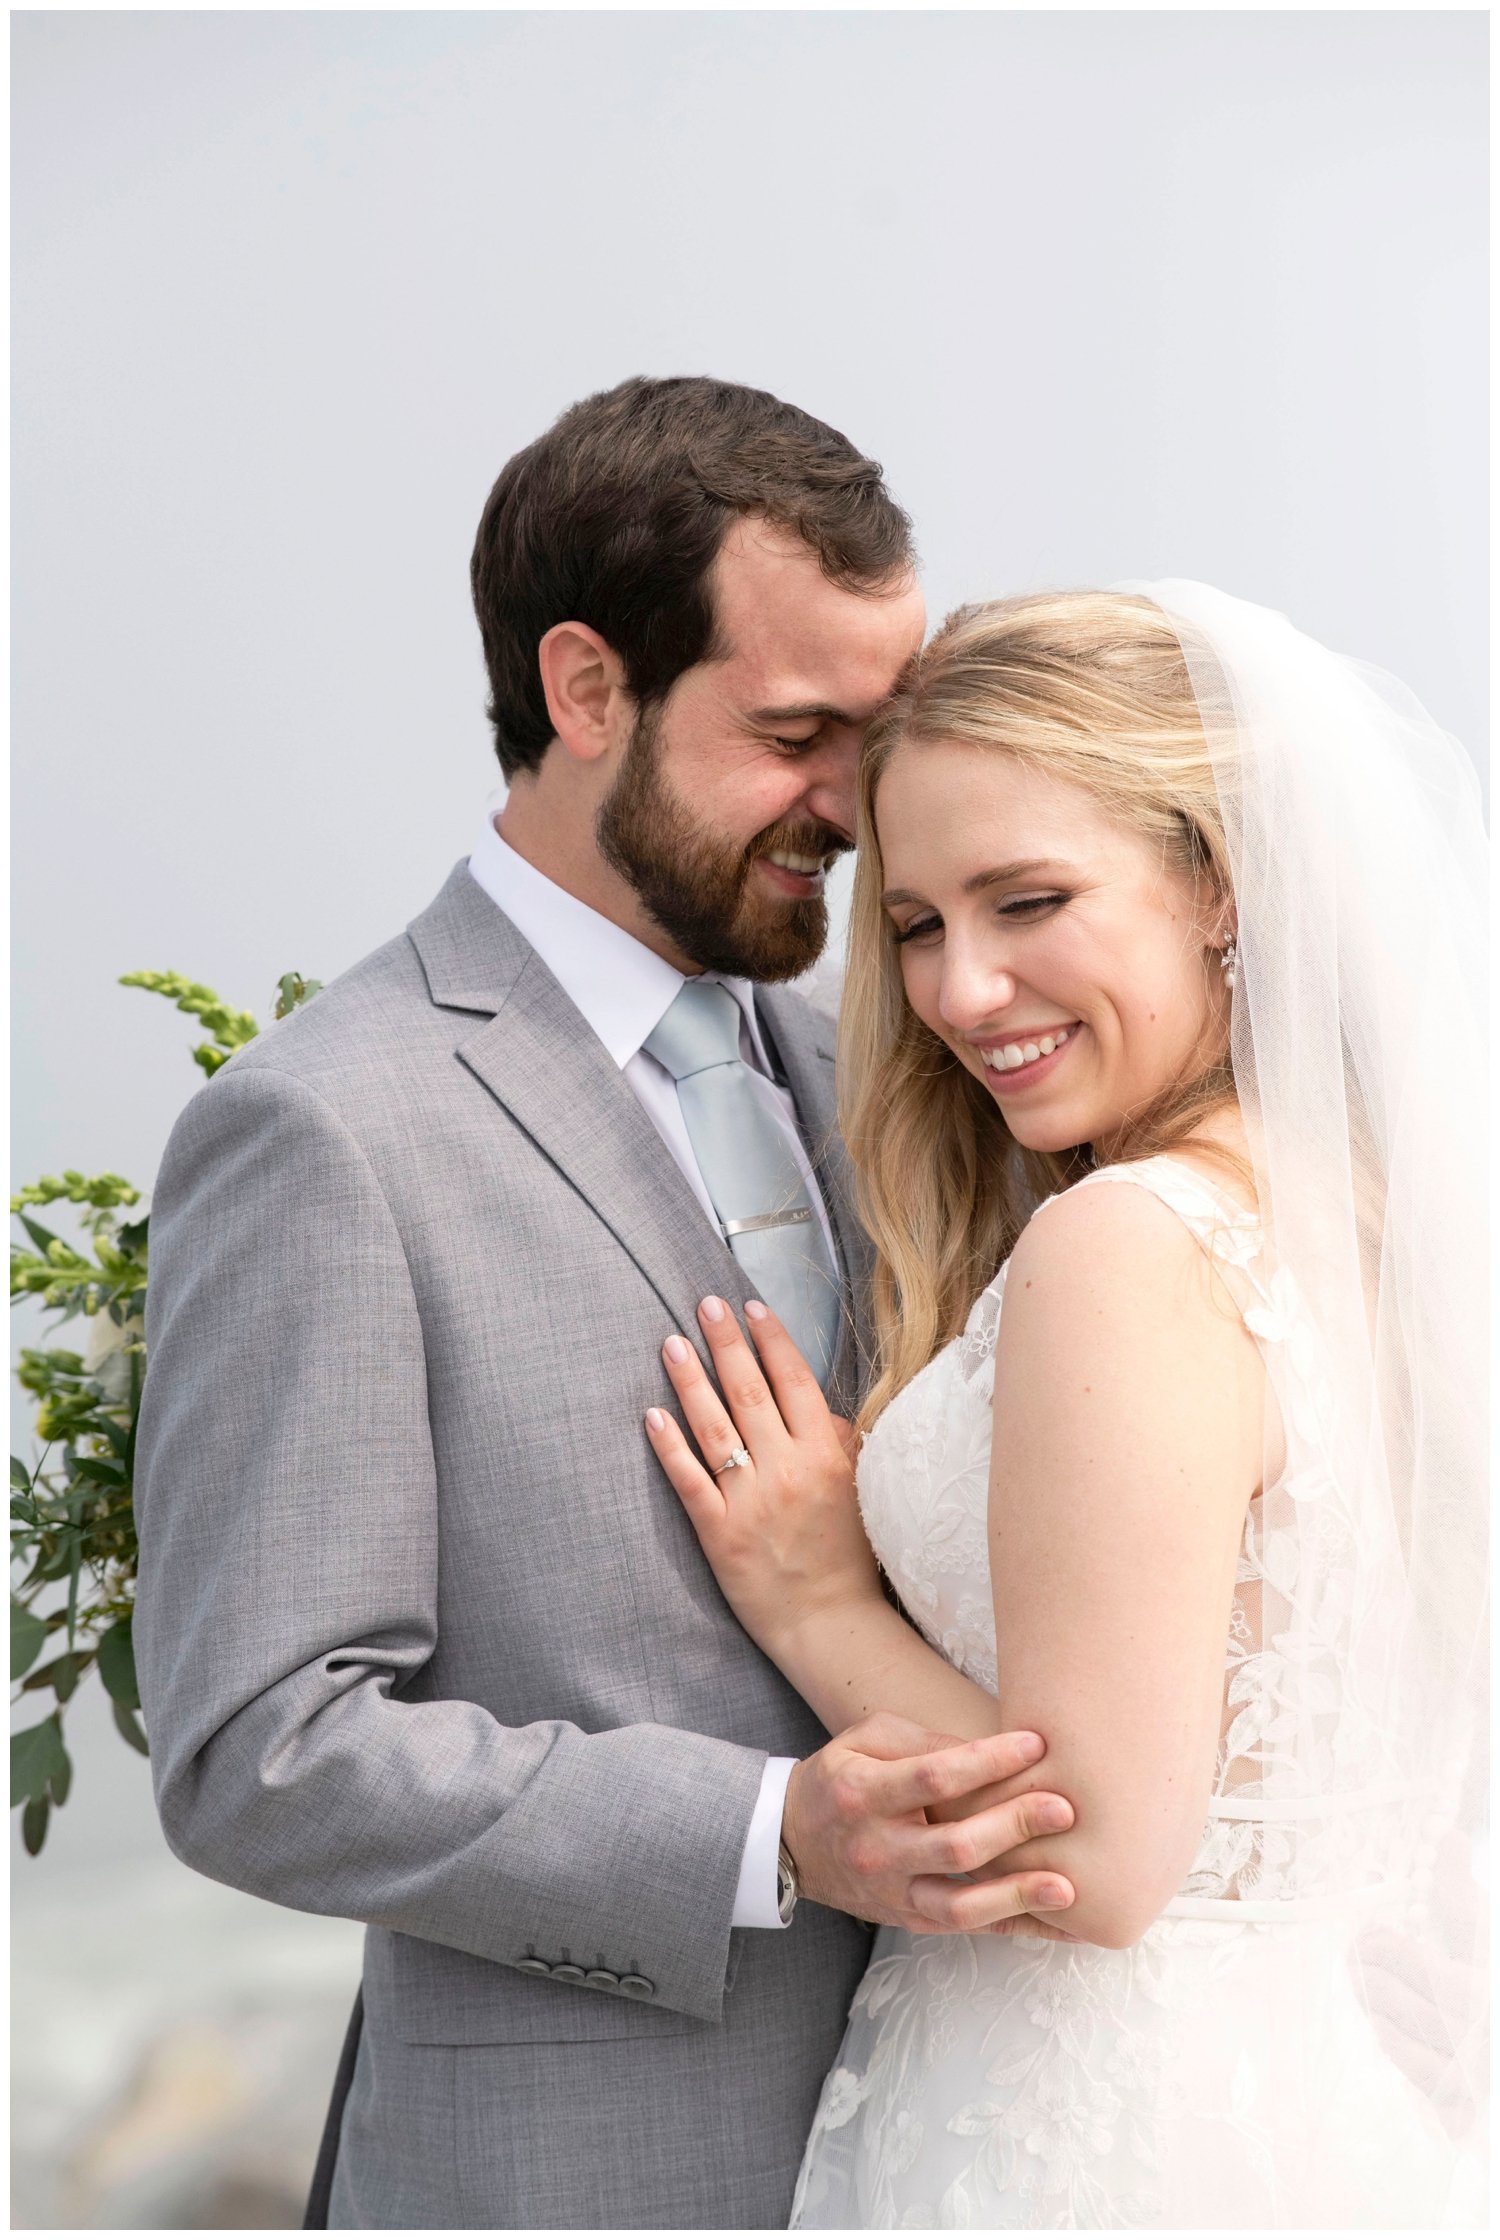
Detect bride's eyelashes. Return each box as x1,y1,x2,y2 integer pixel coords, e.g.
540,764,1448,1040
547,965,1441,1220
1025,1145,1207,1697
995,890,1070,922
890,892,1070,946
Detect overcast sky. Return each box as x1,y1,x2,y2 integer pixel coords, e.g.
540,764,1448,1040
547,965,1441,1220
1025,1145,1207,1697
14,5,1486,1231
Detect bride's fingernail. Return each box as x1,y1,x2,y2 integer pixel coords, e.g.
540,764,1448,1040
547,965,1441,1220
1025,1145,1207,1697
744,1300,769,1321
700,1296,726,1322
664,1335,690,1363
1035,1880,1071,1909
646,1408,665,1432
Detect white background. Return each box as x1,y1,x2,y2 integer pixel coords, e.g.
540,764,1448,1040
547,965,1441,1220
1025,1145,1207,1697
11,8,1487,2226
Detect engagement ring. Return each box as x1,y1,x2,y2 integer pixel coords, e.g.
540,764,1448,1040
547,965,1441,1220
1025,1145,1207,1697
712,1448,752,1475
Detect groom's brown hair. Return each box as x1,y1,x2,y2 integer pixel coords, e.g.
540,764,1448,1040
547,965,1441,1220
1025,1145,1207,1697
471,375,915,779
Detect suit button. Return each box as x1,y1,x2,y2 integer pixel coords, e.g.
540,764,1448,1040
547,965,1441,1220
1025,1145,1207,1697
618,1974,654,1999
515,1958,552,1976
584,1969,619,1991
550,1962,587,1984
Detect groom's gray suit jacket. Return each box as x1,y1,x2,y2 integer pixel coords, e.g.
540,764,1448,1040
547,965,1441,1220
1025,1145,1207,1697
133,863,875,2229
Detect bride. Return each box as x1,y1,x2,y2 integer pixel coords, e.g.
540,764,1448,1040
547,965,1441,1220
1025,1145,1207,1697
643,583,1487,2228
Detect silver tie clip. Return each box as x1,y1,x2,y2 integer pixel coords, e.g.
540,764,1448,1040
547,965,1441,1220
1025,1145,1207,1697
722,1207,815,1238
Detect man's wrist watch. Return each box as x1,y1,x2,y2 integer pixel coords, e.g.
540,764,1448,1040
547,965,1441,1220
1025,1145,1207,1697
776,1837,799,1926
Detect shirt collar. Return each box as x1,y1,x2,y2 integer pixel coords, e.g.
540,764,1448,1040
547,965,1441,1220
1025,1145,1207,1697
467,814,776,1076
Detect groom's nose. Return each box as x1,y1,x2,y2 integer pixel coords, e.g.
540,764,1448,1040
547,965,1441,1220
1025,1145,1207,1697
798,731,860,843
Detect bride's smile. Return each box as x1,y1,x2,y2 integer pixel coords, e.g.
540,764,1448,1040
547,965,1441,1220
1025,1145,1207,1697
973,1021,1077,1088
875,742,1231,1157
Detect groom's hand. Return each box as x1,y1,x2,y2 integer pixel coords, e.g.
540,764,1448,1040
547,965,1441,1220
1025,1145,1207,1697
781,1712,1076,1935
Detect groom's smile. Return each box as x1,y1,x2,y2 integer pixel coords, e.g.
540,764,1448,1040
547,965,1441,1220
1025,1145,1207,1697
758,847,836,899
598,717,855,981
593,517,925,978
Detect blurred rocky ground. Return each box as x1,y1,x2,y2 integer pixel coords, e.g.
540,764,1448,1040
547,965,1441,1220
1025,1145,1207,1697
12,1676,362,2228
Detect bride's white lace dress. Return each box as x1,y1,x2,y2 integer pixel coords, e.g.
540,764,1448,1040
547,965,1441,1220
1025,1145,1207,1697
791,1156,1466,2230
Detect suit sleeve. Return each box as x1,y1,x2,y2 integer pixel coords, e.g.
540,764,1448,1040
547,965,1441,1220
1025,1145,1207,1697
133,1058,766,2024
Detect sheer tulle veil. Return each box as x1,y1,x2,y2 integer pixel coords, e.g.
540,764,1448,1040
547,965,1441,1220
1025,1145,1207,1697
1118,580,1488,2201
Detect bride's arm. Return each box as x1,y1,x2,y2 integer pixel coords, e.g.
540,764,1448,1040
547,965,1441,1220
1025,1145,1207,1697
970,1180,1263,1946
647,1178,1262,1949
646,1303,1080,1931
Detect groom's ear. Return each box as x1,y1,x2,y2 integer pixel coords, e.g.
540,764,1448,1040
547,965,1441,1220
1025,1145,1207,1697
537,621,633,765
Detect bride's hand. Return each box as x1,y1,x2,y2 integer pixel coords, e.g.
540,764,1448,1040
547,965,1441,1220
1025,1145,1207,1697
645,1294,883,1656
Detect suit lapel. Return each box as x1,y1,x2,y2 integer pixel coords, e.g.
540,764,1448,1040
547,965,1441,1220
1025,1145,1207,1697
408,865,870,1398
409,865,759,1348
457,984,765,1344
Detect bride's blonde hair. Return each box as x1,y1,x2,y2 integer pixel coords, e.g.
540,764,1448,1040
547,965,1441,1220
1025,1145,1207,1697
840,590,1246,1427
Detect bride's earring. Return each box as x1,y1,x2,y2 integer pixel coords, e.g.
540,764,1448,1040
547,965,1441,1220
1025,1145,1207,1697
1220,935,1238,989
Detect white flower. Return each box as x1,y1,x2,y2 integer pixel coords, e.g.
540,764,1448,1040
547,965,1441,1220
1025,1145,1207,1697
1004,2061,1120,2192
1023,1961,1084,2030
818,2066,867,2131
83,1310,144,1404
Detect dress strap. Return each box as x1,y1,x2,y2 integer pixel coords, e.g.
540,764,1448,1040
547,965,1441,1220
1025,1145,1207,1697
1063,1155,1268,1308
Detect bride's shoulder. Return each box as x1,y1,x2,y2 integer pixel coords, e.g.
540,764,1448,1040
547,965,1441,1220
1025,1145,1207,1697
1009,1135,1258,1321
996,1180,1257,1417
995,1136,1269,1469
1014,1165,1198,1277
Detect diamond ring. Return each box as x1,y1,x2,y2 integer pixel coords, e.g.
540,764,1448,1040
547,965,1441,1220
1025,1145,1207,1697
711,1447,753,1476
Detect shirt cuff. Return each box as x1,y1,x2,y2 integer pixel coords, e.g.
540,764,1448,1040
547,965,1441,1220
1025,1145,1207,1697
730,1756,797,1929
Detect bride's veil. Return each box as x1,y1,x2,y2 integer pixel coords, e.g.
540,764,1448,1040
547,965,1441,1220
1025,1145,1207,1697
815,576,1487,2203
1122,579,1488,2198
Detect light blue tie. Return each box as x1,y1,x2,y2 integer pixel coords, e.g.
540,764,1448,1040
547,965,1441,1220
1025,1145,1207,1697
644,979,842,1389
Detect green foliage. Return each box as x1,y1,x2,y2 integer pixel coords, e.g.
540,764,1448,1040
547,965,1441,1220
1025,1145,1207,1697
96,1613,140,1708
12,1709,68,1805
117,970,260,1078
275,972,324,1020
11,966,322,1848
11,1595,46,1679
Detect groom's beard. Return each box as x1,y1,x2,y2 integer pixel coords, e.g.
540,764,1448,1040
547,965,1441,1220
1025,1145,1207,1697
596,706,850,982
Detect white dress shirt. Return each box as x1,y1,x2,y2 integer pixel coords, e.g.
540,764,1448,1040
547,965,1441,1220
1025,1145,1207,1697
468,815,829,1928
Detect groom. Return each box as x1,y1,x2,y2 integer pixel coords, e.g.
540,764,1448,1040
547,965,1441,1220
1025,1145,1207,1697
134,376,1072,2229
